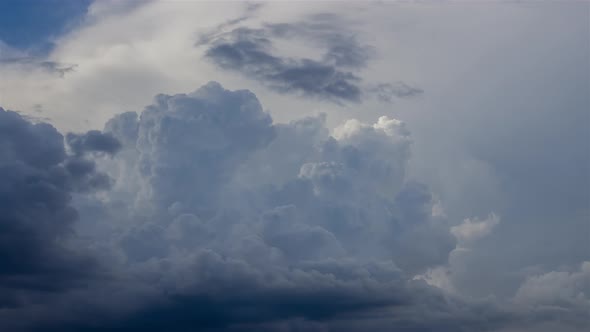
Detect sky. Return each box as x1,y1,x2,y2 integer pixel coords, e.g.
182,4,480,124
0,1,588,331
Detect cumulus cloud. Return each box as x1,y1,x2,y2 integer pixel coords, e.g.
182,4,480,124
0,1,586,331
514,262,590,309
0,107,116,310
132,81,275,211
451,213,500,246
0,82,463,331
0,82,587,332
416,213,501,294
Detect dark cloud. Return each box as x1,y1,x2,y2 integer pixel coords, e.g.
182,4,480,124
66,130,122,156
205,28,363,103
0,83,448,330
368,82,424,102
63,157,113,192
48,251,412,332
0,83,586,332
56,83,487,331
104,111,139,146
0,107,114,311
264,14,375,69
201,14,419,104
265,14,374,69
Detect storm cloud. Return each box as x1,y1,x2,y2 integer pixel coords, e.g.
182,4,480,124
1,81,584,331
66,130,121,156
0,107,116,311
0,1,587,331
0,83,468,331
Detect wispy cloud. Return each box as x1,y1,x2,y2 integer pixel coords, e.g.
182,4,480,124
200,13,421,104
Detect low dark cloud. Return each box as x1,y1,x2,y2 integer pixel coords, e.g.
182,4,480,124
47,252,413,332
201,14,420,104
0,107,116,311
205,27,363,102
66,130,122,156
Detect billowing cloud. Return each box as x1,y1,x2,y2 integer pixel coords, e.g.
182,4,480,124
0,82,457,331
0,80,587,332
514,262,590,309
0,2,586,331
0,107,116,310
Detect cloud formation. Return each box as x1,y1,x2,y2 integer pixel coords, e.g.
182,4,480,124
0,107,116,311
0,2,587,331
0,83,450,331
204,27,363,102
66,130,121,156
0,82,587,332
200,14,421,104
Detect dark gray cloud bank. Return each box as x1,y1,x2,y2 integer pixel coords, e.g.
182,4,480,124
199,14,422,104
0,83,587,331
0,107,116,313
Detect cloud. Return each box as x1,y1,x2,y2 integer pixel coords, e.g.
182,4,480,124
66,130,122,156
1,81,588,332
514,262,590,309
367,82,424,102
204,27,363,103
451,213,500,246
0,82,463,331
264,13,373,69
201,14,420,104
0,2,587,331
416,213,501,294
91,82,590,331
0,41,77,77
0,59,76,77
0,107,116,310
131,81,275,211
77,251,412,332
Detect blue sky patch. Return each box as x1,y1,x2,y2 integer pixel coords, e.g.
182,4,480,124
0,0,92,54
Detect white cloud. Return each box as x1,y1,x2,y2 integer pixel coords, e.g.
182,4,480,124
416,213,500,295
514,262,590,309
451,213,500,246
